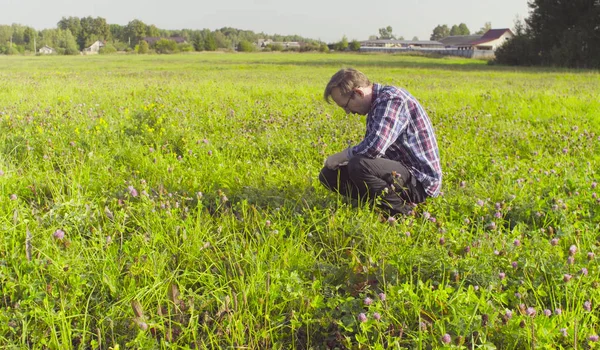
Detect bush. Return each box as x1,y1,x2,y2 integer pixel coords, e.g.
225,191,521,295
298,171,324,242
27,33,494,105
99,44,117,54
178,43,194,52
237,40,256,52
137,40,149,54
494,34,540,66
155,39,178,54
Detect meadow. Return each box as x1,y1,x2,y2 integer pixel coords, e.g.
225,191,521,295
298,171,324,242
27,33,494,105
0,52,599,349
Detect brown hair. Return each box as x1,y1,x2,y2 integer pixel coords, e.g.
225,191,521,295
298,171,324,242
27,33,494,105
323,68,371,103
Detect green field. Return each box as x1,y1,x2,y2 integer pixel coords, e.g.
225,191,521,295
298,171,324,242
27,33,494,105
1,53,599,349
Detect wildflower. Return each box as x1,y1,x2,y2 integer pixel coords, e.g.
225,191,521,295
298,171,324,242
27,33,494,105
593,182,598,189
589,335,599,342
358,313,367,323
512,261,518,269
460,181,466,188
463,218,470,225
544,309,552,317
560,328,568,337
419,322,427,331
149,147,154,153
0,170,4,176
487,222,497,230
203,138,209,144
404,231,410,238
562,148,568,154
555,308,562,315
265,220,271,227
10,194,17,200
53,229,65,240
378,293,386,301
441,334,451,344
567,257,574,265
464,246,471,254
569,245,577,256
364,297,373,306
505,309,513,319
588,252,595,260
196,192,203,199
499,272,506,280
494,211,502,218
372,312,381,321
584,301,592,312
551,238,559,246
388,216,397,225
494,250,500,256
439,237,445,245
476,199,484,206
563,274,572,282
514,292,521,299
422,211,431,220
128,186,138,197
581,267,588,276
208,150,213,156
514,239,521,247
526,307,536,317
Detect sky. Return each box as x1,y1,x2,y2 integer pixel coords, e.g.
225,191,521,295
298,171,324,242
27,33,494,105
2,0,530,43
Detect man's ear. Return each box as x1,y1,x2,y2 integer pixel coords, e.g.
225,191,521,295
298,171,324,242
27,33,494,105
354,87,366,97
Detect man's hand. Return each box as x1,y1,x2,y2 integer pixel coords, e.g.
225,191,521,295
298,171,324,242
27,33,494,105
325,147,351,170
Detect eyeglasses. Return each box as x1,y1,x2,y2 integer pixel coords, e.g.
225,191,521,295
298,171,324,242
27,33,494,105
342,91,355,111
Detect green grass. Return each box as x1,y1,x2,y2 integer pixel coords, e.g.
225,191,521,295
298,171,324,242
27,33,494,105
1,52,599,349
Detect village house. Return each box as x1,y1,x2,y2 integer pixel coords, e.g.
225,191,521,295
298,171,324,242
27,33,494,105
256,39,301,49
38,45,55,54
82,40,105,54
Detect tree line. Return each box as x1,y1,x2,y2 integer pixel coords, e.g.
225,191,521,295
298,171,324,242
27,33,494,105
495,0,600,69
0,17,326,55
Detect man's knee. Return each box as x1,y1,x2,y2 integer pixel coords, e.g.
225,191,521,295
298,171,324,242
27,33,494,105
347,156,370,183
318,167,336,189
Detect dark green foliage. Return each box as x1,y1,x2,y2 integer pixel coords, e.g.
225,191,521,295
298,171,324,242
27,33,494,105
237,40,256,52
496,0,600,69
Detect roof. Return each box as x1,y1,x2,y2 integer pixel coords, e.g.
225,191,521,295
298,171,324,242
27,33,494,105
360,40,444,46
439,35,482,47
469,28,513,45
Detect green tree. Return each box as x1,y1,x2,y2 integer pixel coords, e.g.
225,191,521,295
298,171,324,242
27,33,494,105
137,40,149,54
204,32,217,51
57,17,81,39
412,36,419,41
476,22,492,35
237,40,255,52
450,25,460,36
124,19,147,47
378,26,395,40
335,35,349,51
155,38,178,53
430,25,450,40
348,40,361,51
458,23,470,35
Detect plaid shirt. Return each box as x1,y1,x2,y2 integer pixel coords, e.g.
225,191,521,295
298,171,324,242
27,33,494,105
348,83,442,197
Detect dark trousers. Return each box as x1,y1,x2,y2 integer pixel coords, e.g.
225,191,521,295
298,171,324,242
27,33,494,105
318,156,427,215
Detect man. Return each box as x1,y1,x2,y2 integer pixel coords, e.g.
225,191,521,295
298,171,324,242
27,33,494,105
319,68,442,216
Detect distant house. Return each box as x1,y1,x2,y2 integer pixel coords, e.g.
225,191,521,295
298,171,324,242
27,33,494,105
467,28,514,50
440,29,514,51
82,40,105,54
360,39,444,49
38,45,55,54
142,37,187,46
257,39,301,49
439,35,483,50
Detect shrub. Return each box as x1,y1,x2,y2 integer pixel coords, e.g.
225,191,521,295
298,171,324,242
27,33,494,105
237,40,256,52
155,39,178,54
99,44,117,54
137,40,149,54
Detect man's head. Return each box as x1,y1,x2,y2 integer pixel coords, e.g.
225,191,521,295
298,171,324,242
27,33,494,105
324,68,373,115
